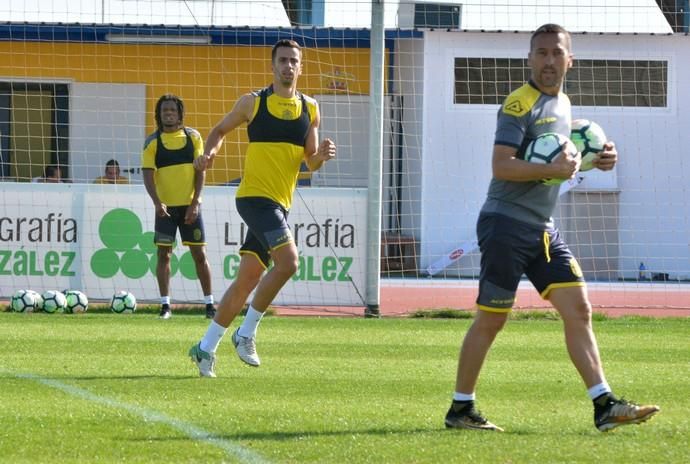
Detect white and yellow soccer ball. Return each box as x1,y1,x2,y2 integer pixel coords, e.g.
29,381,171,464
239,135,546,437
110,291,137,314
570,119,607,172
10,289,41,313
524,132,579,186
64,290,89,314
42,290,67,314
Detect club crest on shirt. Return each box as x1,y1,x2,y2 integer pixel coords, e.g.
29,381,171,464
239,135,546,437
504,99,524,115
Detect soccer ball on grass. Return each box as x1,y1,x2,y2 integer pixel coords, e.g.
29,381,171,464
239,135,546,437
42,290,67,314
570,119,607,172
65,290,89,314
10,289,41,313
110,291,137,313
524,132,578,186
29,290,43,311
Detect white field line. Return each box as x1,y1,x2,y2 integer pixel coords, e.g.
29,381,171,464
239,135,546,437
13,372,270,464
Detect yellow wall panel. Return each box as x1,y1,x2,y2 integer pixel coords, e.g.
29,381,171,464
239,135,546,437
0,41,379,184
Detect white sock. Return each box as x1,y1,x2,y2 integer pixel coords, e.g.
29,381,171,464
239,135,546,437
238,305,264,338
587,381,612,400
199,320,227,354
161,296,170,306
204,294,214,305
453,392,476,402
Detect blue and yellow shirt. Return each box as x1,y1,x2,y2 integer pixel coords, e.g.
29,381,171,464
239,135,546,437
141,127,204,207
236,86,317,210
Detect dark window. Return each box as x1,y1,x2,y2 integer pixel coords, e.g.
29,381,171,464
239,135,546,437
567,60,668,107
414,3,461,28
454,57,667,107
0,82,69,180
454,58,528,105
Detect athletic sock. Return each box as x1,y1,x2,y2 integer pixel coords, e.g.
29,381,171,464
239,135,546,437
199,320,227,354
588,381,612,400
453,392,476,402
238,305,264,338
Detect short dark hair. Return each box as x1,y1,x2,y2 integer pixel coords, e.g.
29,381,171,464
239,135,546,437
44,164,61,178
530,23,571,51
271,39,302,63
105,159,120,168
154,94,184,131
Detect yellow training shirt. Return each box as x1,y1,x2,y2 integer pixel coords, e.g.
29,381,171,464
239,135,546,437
141,127,204,206
236,86,316,210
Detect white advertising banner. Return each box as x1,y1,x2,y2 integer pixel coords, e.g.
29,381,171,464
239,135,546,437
0,183,367,306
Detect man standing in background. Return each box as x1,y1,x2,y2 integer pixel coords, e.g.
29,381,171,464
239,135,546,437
93,159,130,184
142,94,216,320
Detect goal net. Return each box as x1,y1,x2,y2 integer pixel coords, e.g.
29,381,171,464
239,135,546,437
1,0,689,314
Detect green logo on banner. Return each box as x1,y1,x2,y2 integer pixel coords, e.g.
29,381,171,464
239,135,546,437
90,208,197,279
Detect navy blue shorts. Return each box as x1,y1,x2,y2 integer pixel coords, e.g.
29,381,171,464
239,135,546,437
154,205,206,246
476,213,584,312
236,196,293,268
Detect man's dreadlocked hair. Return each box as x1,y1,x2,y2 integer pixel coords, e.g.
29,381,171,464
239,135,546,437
154,94,185,131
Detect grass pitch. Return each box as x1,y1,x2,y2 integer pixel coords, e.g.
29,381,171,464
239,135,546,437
0,312,687,463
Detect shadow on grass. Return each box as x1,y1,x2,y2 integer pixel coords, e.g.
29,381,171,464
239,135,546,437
217,427,548,441
83,305,276,316
129,426,451,444
409,308,571,321
129,423,571,444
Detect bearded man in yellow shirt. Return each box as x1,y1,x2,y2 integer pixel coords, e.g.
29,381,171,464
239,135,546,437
141,94,215,320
